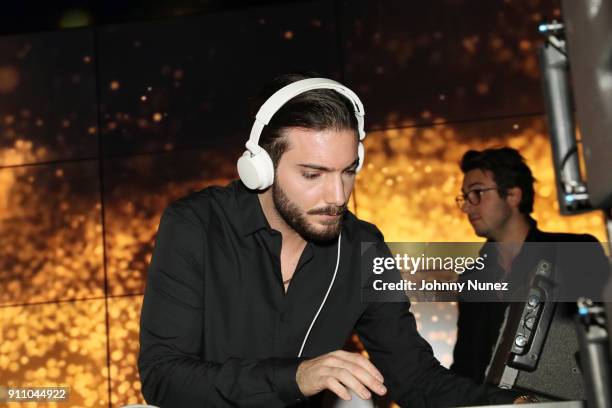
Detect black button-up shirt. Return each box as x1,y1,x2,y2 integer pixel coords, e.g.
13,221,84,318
139,180,518,407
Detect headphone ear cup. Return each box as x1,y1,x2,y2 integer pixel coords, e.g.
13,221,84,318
356,141,365,172
237,148,275,190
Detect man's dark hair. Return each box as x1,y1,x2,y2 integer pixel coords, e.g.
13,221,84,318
252,73,359,167
460,147,536,214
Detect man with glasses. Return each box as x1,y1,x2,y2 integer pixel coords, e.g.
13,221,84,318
450,147,607,384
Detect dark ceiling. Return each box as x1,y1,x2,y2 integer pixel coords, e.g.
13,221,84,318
0,0,317,35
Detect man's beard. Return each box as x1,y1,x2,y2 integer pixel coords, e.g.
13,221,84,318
272,183,346,243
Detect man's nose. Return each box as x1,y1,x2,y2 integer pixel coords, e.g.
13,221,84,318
461,199,473,214
324,174,346,206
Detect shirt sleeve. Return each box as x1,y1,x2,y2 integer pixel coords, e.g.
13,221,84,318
355,301,520,407
450,301,489,383
138,203,305,407
355,241,520,407
558,235,610,302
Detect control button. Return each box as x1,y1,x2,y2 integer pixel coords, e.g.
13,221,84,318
515,335,528,347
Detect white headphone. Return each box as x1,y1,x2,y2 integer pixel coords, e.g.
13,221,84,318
237,78,366,190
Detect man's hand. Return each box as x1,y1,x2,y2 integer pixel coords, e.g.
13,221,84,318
296,350,387,401
513,395,539,404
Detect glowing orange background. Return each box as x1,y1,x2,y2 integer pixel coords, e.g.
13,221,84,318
1,1,608,406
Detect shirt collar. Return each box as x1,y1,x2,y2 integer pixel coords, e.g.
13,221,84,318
523,216,543,242
480,216,543,261
482,216,540,244
235,180,270,236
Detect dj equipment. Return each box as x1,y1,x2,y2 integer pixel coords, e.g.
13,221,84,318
486,260,585,400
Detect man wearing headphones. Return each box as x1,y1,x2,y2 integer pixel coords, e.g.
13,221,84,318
138,74,526,407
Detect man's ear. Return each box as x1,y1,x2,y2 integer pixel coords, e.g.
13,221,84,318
506,187,523,209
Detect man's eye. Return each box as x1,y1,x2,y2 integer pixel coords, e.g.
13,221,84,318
302,172,320,180
344,169,357,176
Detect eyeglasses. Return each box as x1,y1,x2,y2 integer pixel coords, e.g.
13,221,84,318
455,186,498,209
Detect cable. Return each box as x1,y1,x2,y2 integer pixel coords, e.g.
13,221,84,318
298,232,342,358
545,35,567,57
559,145,578,173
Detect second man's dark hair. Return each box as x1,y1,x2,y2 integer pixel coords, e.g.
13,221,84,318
460,147,536,214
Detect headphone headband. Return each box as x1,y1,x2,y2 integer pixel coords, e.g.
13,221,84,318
247,78,366,151
237,77,366,190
